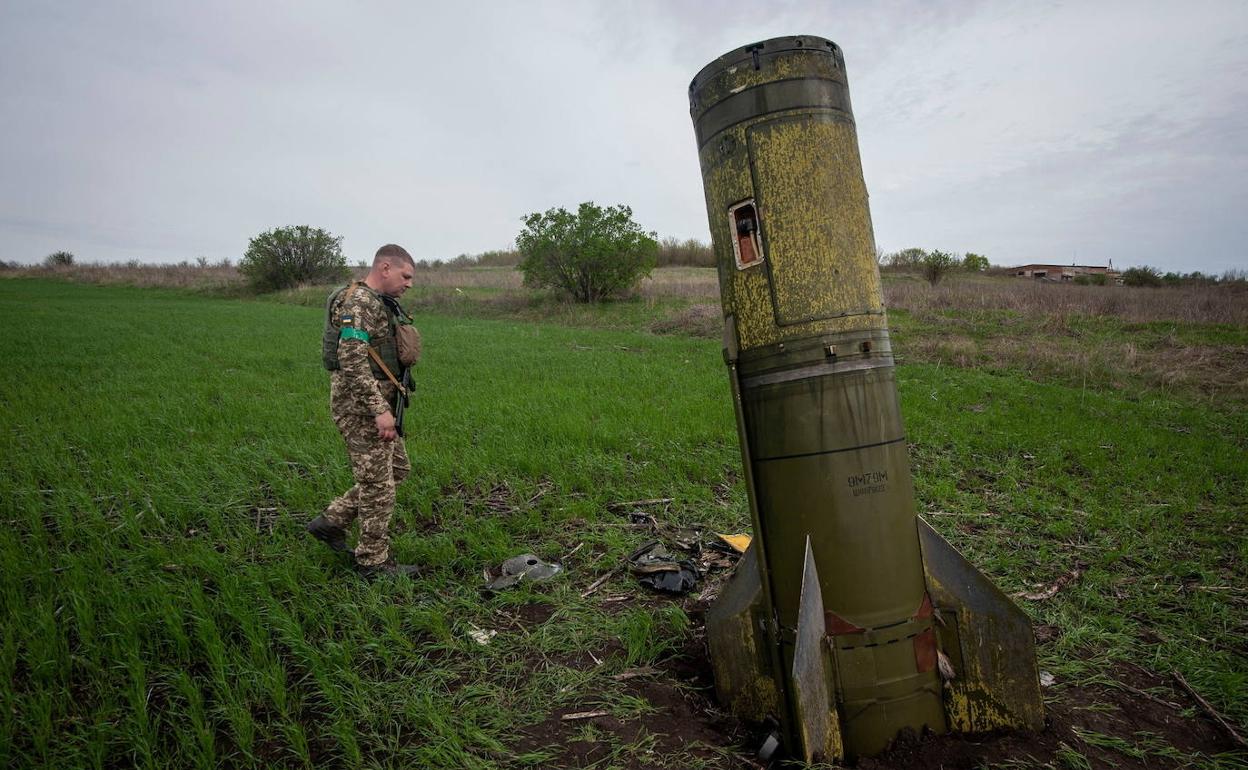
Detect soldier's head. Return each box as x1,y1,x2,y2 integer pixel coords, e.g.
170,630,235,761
370,244,415,297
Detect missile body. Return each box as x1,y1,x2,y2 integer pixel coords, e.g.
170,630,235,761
689,37,1043,762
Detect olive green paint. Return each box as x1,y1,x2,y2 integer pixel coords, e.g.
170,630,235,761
689,35,1043,762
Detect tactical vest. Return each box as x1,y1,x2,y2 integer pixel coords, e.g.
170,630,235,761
321,282,402,380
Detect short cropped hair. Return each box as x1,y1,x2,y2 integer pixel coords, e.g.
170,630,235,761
374,244,414,267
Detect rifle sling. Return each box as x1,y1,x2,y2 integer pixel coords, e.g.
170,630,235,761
366,346,407,396
345,281,407,398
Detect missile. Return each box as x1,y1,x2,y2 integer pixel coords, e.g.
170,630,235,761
688,36,1044,763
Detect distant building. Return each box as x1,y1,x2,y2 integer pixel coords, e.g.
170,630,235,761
1011,263,1119,282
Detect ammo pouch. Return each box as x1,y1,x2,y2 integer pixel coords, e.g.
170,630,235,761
396,324,422,366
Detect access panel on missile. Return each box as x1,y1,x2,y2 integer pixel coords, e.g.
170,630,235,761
688,36,1044,763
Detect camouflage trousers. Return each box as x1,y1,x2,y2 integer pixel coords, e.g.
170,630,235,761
323,409,410,567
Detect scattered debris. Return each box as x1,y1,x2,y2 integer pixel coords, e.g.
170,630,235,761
467,623,496,646
1173,670,1248,749
1040,671,1056,687
671,526,702,552
582,515,749,600
697,550,737,575
484,553,562,591
1013,564,1086,601
561,709,610,721
629,541,698,595
757,732,781,761
627,511,658,527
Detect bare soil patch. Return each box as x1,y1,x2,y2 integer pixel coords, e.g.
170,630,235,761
860,663,1235,769
510,601,1243,769
512,633,747,769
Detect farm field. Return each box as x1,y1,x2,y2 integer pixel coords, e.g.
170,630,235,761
1,277,1246,769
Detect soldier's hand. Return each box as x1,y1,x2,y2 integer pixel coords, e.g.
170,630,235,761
375,411,398,441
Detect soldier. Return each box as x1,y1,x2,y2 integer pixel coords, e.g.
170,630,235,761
307,244,420,579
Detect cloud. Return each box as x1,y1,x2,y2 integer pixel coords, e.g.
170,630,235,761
0,0,1245,273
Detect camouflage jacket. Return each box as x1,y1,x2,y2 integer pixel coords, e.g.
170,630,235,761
329,283,397,417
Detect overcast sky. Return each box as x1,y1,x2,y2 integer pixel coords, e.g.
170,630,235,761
2,0,1246,273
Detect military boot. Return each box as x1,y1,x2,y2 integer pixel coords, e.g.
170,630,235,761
306,515,350,553
355,557,423,581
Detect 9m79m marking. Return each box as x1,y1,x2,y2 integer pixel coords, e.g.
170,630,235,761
848,470,888,497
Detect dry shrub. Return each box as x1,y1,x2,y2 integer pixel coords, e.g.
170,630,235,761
638,268,718,300
927,334,1248,404
410,267,522,290
656,237,715,267
6,261,243,291
885,278,1248,326
916,335,980,368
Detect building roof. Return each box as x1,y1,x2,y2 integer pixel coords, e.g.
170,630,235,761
1013,264,1109,270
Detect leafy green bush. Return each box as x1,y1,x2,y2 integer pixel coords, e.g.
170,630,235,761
921,249,958,286
962,252,989,272
239,225,348,292
516,202,658,302
1122,265,1163,288
43,251,75,268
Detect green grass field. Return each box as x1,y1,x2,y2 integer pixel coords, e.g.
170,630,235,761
1,278,1244,768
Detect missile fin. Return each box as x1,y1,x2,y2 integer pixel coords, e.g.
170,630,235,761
791,536,844,764
706,543,779,722
917,517,1044,733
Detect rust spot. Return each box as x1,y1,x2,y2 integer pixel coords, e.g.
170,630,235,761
914,627,937,673
913,591,933,620
824,610,864,636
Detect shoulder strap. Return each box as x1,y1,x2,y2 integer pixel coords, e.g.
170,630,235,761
366,347,406,395
341,281,406,394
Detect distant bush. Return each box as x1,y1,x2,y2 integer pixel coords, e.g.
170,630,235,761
43,251,75,268
962,252,989,272
445,253,478,268
883,247,928,272
1122,265,1163,288
657,237,714,267
921,250,959,286
239,225,348,292
516,202,658,303
1163,270,1223,286
1073,274,1108,286
475,249,521,267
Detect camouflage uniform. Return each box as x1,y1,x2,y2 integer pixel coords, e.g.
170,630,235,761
323,284,410,568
